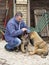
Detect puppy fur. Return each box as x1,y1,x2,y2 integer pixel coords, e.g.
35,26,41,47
29,31,48,57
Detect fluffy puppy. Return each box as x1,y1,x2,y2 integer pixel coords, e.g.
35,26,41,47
20,31,31,53
29,31,48,58
20,34,28,53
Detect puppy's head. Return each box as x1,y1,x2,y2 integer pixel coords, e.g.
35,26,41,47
29,31,37,39
21,33,28,41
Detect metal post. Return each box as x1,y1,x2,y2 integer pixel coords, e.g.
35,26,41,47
13,0,16,16
28,0,30,27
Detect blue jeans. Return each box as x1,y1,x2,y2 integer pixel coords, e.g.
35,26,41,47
5,38,21,50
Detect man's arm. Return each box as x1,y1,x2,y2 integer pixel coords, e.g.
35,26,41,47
7,23,23,37
7,23,28,37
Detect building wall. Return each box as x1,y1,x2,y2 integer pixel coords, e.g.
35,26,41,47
0,0,13,38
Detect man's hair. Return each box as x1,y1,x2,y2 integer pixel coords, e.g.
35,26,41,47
15,12,23,17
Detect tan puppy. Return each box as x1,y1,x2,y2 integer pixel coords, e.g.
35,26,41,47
29,31,48,57
20,32,31,53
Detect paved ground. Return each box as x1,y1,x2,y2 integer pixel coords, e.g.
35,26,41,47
0,40,49,65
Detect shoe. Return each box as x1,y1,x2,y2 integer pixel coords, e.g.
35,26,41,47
14,47,19,52
4,45,14,52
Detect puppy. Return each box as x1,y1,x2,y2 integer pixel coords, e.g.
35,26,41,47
29,31,48,58
20,31,31,53
20,33,28,53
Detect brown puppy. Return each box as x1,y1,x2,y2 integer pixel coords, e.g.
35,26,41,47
20,31,32,53
29,31,48,58
20,34,28,53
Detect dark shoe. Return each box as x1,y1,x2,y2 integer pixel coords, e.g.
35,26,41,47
4,45,14,52
14,47,19,52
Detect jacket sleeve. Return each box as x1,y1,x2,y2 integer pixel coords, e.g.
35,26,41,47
7,23,23,37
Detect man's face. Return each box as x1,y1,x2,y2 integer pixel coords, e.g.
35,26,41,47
15,16,22,22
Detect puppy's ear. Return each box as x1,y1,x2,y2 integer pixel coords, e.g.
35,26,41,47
23,31,28,35
29,32,35,39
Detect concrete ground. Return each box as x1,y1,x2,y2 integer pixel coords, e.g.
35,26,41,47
0,40,49,65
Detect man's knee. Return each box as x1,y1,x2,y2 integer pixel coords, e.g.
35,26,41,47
5,38,21,50
17,38,21,45
15,38,21,46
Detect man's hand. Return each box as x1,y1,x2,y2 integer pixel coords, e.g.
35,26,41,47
21,28,27,32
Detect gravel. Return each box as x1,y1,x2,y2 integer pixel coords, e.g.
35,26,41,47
0,40,49,65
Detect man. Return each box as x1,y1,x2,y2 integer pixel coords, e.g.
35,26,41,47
5,12,30,51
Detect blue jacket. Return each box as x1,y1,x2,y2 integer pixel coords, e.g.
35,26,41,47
5,17,30,42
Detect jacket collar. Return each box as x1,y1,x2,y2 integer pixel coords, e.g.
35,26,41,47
14,17,20,24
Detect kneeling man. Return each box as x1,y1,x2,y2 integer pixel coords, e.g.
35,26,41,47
4,12,30,51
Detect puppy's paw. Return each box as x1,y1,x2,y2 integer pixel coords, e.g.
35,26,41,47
21,49,26,53
41,55,46,58
29,51,35,55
